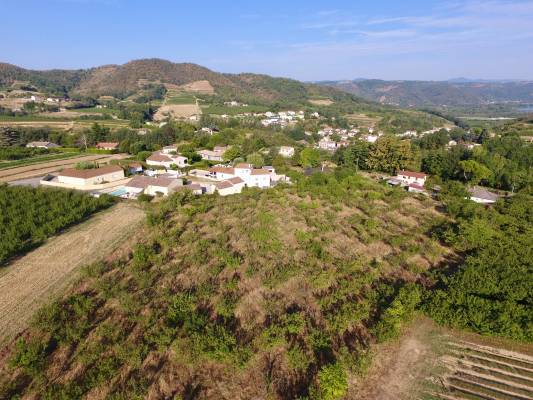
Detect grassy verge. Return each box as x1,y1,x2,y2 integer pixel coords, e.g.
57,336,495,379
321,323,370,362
0,153,81,170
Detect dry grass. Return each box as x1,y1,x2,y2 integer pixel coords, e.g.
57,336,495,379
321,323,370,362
309,99,334,106
153,103,201,120
0,203,145,345
179,80,215,94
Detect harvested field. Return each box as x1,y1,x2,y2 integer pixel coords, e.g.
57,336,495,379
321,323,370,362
309,98,334,106
154,103,201,120
0,203,145,345
0,153,127,182
179,80,215,94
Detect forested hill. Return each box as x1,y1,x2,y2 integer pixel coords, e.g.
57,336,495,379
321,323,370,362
317,79,533,107
0,59,370,106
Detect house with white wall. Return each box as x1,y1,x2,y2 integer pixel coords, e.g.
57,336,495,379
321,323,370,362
125,175,183,197
58,165,125,186
279,146,295,158
146,151,188,169
396,170,428,186
26,141,60,149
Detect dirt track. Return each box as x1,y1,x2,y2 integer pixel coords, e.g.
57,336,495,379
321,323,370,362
0,153,127,183
0,203,145,345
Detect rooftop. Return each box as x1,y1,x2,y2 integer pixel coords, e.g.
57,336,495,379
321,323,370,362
59,165,123,179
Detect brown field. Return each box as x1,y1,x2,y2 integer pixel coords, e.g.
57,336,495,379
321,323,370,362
0,98,30,110
179,80,215,94
0,119,129,131
351,316,533,400
345,113,382,126
0,203,146,345
153,103,201,120
0,153,128,183
309,98,334,106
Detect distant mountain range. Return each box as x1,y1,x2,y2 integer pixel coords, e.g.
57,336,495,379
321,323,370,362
0,59,368,106
316,79,533,108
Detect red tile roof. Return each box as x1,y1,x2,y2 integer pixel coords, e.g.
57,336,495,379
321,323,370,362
234,163,252,169
59,165,123,179
147,153,173,162
398,170,427,179
95,142,119,149
209,167,235,174
228,176,244,184
251,169,271,175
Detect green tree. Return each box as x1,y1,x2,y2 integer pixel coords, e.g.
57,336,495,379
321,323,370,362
367,136,413,174
299,148,321,168
458,160,492,185
246,152,265,168
223,146,242,162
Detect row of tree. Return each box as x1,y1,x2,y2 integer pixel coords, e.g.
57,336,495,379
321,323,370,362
0,185,114,265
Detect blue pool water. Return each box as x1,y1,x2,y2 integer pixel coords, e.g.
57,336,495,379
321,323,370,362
108,188,128,197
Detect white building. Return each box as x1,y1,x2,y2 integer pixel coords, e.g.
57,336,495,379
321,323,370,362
26,141,60,149
95,142,119,151
58,165,125,186
198,146,228,162
125,175,183,197
396,170,428,186
279,146,295,158
146,152,188,169
214,177,246,196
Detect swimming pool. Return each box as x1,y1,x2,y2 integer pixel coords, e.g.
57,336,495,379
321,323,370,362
108,187,128,197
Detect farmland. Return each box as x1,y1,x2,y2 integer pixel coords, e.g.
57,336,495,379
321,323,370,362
0,202,145,345
0,185,115,265
0,153,127,182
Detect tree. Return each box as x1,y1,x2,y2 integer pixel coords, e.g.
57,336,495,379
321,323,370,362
246,153,265,168
343,142,370,171
222,146,242,162
367,136,413,174
299,148,321,168
458,160,492,185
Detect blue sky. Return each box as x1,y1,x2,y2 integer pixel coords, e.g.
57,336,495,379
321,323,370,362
2,0,533,81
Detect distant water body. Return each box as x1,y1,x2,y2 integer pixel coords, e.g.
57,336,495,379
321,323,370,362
517,104,533,113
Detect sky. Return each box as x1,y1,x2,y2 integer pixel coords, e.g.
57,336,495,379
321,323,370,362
1,0,533,81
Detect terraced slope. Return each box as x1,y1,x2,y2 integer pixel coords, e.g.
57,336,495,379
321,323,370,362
426,341,533,400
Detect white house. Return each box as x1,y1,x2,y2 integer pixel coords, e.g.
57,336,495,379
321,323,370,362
396,170,428,186
146,152,188,169
468,186,500,204
125,175,183,197
161,145,178,154
279,146,295,158
58,165,125,186
95,142,119,151
26,141,60,149
198,146,228,162
208,163,274,189
214,177,246,196
317,138,338,151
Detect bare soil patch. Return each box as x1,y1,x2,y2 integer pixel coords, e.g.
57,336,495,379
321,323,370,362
0,203,145,345
309,99,334,106
154,103,201,120
179,80,215,94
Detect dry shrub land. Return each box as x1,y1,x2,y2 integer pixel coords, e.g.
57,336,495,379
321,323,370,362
0,173,455,399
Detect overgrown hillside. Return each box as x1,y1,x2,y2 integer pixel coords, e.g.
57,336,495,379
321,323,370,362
319,79,533,108
0,173,454,399
0,59,371,107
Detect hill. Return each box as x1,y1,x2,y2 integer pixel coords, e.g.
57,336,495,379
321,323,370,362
0,174,454,399
0,59,371,107
318,79,533,108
